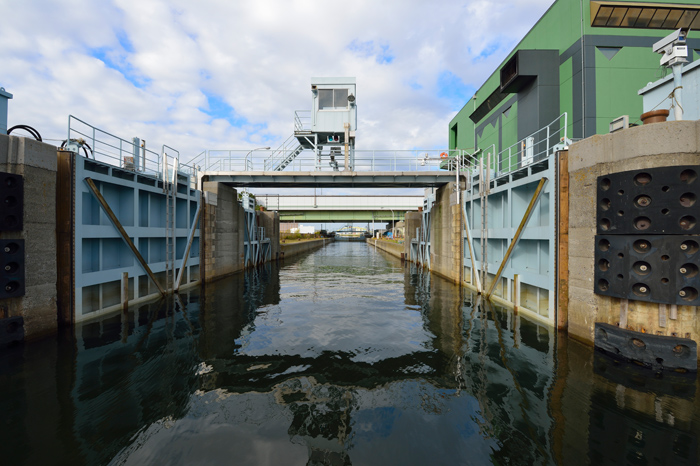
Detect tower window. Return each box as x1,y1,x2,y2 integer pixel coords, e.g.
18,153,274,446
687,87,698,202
319,89,349,110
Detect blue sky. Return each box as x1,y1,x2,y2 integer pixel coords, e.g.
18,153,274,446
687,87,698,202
0,0,555,226
0,0,554,161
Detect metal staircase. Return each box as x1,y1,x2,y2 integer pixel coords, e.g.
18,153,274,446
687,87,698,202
264,134,304,171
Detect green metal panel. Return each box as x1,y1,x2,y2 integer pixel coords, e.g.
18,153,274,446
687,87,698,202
594,44,665,133
559,57,575,138
501,101,518,169
477,120,499,157
450,102,476,151
449,0,700,148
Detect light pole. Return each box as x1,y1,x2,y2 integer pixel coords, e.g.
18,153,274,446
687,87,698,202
244,146,270,171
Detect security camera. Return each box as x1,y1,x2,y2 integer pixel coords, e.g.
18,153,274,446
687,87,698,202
653,28,687,54
653,28,690,66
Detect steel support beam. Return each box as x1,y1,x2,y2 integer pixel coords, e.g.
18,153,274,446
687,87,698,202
485,177,548,298
85,178,166,297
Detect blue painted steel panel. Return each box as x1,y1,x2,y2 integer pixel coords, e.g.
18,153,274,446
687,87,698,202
74,156,200,321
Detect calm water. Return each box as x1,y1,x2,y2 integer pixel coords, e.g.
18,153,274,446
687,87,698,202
1,242,699,465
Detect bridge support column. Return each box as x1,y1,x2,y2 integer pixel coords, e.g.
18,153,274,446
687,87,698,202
428,183,463,284
202,182,245,281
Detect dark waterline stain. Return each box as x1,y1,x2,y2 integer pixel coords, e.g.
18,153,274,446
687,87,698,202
0,242,698,465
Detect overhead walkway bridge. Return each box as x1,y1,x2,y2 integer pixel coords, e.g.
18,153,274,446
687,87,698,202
190,149,462,189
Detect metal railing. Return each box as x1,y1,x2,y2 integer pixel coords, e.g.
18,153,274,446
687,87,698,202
67,115,197,185
460,113,569,180
294,110,311,132
191,148,466,172
264,134,303,171
188,113,568,176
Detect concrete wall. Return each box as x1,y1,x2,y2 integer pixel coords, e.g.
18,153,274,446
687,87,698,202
281,238,331,259
567,120,700,346
202,183,283,283
368,239,403,259
404,211,421,259
202,182,245,281
258,210,280,261
0,134,57,340
428,182,462,284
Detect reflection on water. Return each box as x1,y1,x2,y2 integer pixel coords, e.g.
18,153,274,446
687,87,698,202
0,242,698,465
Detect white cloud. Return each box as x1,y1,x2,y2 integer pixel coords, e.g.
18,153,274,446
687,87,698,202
0,0,552,175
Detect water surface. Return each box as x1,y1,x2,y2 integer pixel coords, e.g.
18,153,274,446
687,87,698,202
1,242,699,465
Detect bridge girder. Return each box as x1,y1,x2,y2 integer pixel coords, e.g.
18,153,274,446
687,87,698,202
278,210,408,222
202,170,455,188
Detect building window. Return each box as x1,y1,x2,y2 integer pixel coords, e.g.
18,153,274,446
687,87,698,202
319,89,349,110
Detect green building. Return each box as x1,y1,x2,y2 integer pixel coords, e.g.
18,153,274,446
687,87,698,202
449,0,700,161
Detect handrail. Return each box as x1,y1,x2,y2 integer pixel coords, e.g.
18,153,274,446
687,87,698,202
189,113,568,175
67,115,197,186
264,134,301,171
460,112,569,179
294,110,312,132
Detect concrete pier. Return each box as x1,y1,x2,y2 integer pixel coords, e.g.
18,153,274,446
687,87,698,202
202,182,246,280
0,134,58,341
428,183,462,284
565,120,700,347
202,182,281,282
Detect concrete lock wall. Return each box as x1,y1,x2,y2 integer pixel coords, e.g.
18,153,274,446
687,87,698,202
202,182,283,283
281,238,331,259
368,238,403,259
429,182,462,284
0,134,58,341
404,211,421,259
202,182,246,281
566,120,700,348
258,210,280,261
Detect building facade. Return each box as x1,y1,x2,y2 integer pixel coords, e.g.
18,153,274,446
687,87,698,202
449,0,700,159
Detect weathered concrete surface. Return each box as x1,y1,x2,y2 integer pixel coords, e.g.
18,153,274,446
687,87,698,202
258,210,280,261
404,211,421,259
281,238,332,259
567,120,700,349
429,182,462,284
202,182,245,281
0,134,58,340
368,239,403,259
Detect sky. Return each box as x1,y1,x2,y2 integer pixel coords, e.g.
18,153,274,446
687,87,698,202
1,0,553,219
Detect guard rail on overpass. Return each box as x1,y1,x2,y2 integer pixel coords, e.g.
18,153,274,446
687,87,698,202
190,149,463,188
257,194,423,222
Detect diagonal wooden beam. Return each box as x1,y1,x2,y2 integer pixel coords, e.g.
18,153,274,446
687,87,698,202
85,178,166,297
485,177,548,298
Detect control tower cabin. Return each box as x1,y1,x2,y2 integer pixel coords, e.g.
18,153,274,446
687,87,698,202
266,77,357,171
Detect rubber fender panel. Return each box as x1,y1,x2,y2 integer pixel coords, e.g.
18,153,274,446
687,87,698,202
0,172,23,231
0,316,24,348
0,239,25,299
597,165,698,235
595,322,697,372
594,234,699,305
